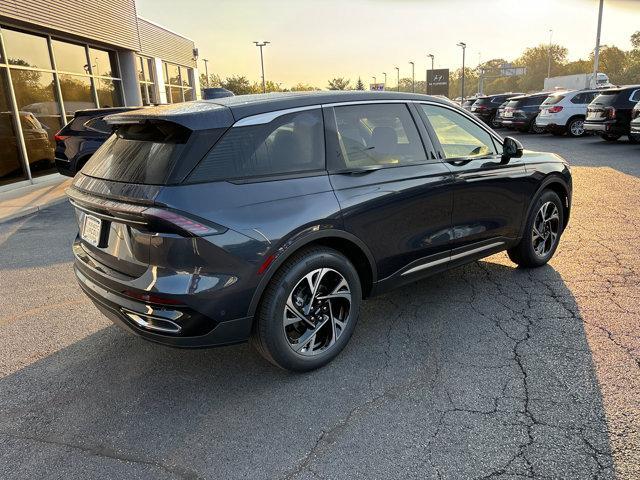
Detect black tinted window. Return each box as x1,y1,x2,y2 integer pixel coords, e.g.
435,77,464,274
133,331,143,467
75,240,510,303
84,117,111,134
189,109,324,182
630,90,640,102
592,91,619,107
524,96,546,106
332,103,427,168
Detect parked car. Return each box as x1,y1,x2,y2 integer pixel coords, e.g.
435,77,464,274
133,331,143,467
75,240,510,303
1,111,54,180
471,93,523,128
68,91,572,372
461,97,478,111
55,107,141,176
494,101,510,127
501,93,550,133
584,85,640,142
535,89,600,137
630,101,640,139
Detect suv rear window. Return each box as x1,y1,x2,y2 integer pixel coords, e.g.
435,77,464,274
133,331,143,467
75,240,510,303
473,97,491,106
542,95,564,106
591,91,619,107
81,121,191,185
188,109,324,183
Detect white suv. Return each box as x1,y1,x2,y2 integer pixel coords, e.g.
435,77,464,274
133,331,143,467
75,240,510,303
536,89,600,137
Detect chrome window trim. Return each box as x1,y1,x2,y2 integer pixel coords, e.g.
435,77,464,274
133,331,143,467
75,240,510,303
232,105,322,127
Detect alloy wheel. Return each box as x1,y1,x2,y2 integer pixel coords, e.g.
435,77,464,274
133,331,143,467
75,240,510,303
532,201,560,257
283,268,352,356
569,119,585,136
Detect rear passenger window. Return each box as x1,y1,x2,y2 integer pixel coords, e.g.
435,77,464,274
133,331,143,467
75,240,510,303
188,109,324,182
330,103,427,169
630,90,640,102
84,117,111,134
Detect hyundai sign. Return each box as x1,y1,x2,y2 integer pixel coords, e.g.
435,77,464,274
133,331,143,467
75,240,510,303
427,69,449,96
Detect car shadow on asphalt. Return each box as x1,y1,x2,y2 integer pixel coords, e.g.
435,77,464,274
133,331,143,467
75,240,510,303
0,259,616,479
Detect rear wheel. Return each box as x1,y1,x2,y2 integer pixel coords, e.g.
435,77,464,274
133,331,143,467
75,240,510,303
490,115,501,129
531,122,546,134
251,247,361,372
567,117,585,138
628,133,640,144
601,133,621,142
508,190,564,268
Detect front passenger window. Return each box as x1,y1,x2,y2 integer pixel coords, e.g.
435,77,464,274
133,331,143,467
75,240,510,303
420,104,497,159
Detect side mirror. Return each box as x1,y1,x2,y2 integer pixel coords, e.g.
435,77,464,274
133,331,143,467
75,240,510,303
501,136,523,162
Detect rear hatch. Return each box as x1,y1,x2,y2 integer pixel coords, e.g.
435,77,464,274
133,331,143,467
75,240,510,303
587,90,619,122
539,94,565,117
470,97,490,113
502,99,521,118
68,102,234,277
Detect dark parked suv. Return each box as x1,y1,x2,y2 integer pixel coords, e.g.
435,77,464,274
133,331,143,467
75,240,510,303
68,92,572,372
500,93,549,133
584,85,640,142
55,107,141,176
471,93,523,128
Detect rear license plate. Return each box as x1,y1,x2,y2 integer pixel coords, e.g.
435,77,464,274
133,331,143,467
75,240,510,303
82,214,102,247
504,111,513,118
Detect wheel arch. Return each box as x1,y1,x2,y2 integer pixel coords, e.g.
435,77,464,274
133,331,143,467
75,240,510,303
520,174,571,238
247,230,377,319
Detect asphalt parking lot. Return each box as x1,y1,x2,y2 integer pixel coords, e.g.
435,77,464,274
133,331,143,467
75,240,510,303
0,133,638,480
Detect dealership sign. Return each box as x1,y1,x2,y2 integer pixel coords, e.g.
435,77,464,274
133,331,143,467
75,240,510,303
369,83,385,91
427,69,449,96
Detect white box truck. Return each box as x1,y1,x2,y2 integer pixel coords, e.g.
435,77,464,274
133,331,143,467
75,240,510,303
544,73,612,91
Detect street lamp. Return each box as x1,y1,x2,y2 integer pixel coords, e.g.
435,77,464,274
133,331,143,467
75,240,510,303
253,41,270,93
395,66,400,92
382,72,387,89
203,58,210,87
547,28,553,79
427,54,434,94
409,61,415,93
593,0,604,79
457,42,466,104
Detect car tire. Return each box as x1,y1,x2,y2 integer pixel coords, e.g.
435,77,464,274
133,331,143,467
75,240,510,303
251,246,362,372
531,122,546,134
601,133,621,142
566,117,585,138
507,190,564,268
490,115,501,129
628,133,640,144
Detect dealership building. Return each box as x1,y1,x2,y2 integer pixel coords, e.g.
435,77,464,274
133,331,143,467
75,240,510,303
0,0,200,189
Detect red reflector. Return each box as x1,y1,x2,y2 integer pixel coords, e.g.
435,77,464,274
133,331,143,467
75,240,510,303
54,134,69,142
257,254,275,275
122,290,184,306
548,106,563,113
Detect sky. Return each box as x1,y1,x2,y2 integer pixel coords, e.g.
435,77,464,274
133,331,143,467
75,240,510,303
135,0,640,88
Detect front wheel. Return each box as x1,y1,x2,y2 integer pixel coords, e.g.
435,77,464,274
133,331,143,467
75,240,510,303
508,190,564,268
251,247,362,372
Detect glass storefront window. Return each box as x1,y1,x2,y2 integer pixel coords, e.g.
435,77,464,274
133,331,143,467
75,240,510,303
89,47,117,78
59,74,95,115
10,69,58,175
52,40,89,74
96,79,123,108
0,68,28,185
2,28,52,70
167,63,180,86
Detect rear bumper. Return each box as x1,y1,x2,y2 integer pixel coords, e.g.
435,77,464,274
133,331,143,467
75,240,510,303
584,121,627,135
55,158,75,177
501,119,529,128
73,239,254,348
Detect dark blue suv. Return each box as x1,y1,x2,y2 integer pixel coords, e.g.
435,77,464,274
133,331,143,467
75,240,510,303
55,107,141,176
68,92,572,371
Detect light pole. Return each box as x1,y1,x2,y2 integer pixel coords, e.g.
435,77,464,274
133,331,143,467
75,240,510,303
593,0,604,80
427,54,434,94
457,42,466,104
253,41,270,93
547,28,553,79
203,58,210,87
395,66,400,92
382,72,387,90
372,76,377,90
409,61,415,93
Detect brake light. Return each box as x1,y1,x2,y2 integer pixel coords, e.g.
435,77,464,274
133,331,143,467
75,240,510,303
475,105,487,111
142,207,227,237
605,106,616,119
548,106,563,113
54,132,69,142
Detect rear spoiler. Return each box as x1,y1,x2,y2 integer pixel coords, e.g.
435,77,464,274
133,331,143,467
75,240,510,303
104,101,235,131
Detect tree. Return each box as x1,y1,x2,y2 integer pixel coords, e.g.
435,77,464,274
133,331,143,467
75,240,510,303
355,77,365,90
290,83,318,91
515,43,568,92
220,75,258,95
631,31,640,49
591,45,627,83
327,77,351,90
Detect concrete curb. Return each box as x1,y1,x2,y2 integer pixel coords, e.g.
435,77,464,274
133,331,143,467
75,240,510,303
0,197,69,225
